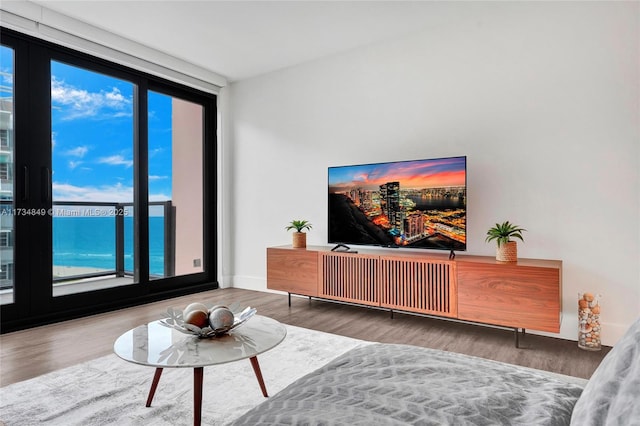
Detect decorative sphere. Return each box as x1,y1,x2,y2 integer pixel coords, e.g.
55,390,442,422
208,305,228,313
184,302,209,317
209,307,235,330
184,310,209,328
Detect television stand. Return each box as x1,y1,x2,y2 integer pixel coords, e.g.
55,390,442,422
449,250,456,260
266,246,562,347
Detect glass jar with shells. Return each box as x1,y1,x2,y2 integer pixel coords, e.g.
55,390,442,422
578,292,601,351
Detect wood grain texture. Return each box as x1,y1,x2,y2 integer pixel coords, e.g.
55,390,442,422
267,247,318,296
320,252,379,306
457,261,561,332
268,246,560,333
0,288,610,387
380,256,457,318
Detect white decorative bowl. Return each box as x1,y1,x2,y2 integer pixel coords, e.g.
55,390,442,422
160,304,257,338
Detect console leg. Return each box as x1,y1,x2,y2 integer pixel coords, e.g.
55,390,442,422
146,367,163,407
390,309,394,319
288,293,291,307
514,328,521,348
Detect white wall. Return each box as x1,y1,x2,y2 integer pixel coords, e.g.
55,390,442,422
226,2,639,345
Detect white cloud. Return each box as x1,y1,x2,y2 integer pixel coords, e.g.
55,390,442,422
104,89,127,105
150,193,171,202
53,181,169,203
1,70,12,85
53,182,133,202
149,175,168,181
98,155,133,168
51,77,132,121
149,148,165,157
66,146,89,158
68,161,83,170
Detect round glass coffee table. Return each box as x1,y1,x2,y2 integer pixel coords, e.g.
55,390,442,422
114,315,286,426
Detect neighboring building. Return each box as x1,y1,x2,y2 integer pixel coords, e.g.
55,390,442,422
0,89,13,289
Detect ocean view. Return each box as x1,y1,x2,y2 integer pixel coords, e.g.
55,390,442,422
53,216,167,277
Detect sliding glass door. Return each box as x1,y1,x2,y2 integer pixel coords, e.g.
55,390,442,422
51,60,138,296
0,27,217,330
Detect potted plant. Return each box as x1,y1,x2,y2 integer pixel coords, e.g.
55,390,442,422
286,220,313,248
485,221,526,262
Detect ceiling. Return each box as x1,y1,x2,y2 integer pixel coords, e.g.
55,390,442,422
25,1,472,82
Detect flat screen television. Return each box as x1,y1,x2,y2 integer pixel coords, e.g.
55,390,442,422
328,156,466,253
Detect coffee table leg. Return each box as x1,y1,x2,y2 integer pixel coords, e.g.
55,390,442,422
249,356,268,397
194,367,204,426
146,368,163,407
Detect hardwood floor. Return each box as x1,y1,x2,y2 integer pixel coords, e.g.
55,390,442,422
0,288,611,387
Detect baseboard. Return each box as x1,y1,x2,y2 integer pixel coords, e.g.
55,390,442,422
219,274,235,288
231,275,268,292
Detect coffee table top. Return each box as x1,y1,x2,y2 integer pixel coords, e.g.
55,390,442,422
114,315,286,368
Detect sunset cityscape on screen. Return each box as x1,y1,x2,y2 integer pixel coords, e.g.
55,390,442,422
328,156,466,251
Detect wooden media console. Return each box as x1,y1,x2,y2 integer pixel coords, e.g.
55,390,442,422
267,246,562,347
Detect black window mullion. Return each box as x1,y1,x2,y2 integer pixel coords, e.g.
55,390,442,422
135,82,149,285
25,42,53,314
203,97,217,279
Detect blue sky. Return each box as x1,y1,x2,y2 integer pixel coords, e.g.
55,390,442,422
0,46,13,91
51,61,173,202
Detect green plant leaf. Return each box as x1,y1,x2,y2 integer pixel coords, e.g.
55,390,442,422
485,220,526,246
285,219,313,233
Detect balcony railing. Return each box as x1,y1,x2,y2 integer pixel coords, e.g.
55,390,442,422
51,200,176,283
1,200,176,285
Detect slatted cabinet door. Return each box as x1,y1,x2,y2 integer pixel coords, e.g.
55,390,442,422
380,257,458,318
319,252,379,306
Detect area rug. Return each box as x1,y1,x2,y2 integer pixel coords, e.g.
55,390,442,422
0,325,368,425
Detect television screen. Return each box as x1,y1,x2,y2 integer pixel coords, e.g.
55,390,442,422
328,156,466,251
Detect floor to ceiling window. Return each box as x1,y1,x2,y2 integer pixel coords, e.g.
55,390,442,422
0,27,217,330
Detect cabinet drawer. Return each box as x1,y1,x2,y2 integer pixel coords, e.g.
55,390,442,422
457,262,561,332
267,248,318,296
